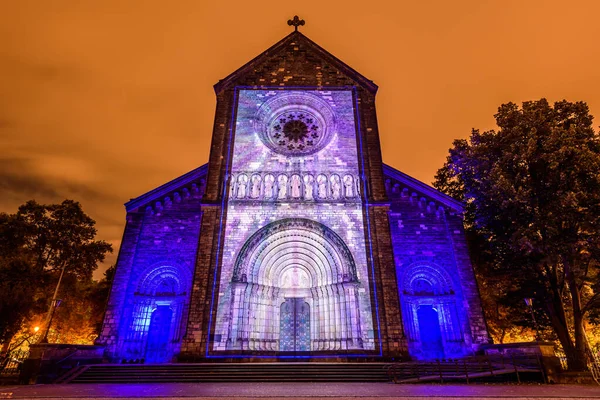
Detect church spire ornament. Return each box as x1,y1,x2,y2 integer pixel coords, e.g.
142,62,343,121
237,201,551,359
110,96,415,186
287,15,305,31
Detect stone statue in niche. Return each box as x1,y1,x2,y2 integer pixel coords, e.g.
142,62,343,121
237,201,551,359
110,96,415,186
263,174,275,199
317,174,328,199
290,174,302,198
230,176,236,198
277,175,288,199
236,174,248,199
330,174,341,199
343,175,354,197
250,174,261,198
303,174,314,200
385,179,391,193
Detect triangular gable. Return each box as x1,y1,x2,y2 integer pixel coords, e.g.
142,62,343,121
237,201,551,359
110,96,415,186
383,164,464,212
214,31,378,94
125,164,208,212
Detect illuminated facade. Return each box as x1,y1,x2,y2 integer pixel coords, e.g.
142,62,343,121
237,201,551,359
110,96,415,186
97,28,489,363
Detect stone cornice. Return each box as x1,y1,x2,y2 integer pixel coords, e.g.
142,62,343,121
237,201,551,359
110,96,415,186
382,164,464,212
125,164,208,212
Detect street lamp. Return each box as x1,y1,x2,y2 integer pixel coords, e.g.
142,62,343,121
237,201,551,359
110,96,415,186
524,297,542,342
38,263,68,345
40,299,62,344
3,326,42,355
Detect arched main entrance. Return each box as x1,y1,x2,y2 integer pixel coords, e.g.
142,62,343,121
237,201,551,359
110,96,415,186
222,218,366,352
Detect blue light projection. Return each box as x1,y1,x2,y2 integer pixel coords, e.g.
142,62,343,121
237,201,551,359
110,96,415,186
399,262,469,359
119,264,191,363
209,88,378,356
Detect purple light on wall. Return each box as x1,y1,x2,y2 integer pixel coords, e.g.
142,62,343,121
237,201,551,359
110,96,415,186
207,87,380,357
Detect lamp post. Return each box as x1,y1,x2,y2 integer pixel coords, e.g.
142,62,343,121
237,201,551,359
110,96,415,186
38,263,67,344
524,297,542,342
40,299,62,344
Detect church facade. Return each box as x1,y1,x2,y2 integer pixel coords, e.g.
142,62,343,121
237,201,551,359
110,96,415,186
97,26,489,363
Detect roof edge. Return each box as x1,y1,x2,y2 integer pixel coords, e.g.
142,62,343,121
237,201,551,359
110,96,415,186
125,163,208,212
382,164,464,212
214,31,378,94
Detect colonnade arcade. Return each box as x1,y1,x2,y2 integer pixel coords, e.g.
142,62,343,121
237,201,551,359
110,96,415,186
222,218,365,352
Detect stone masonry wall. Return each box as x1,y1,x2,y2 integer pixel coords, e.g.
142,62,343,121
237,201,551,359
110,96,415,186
385,185,489,356
183,31,407,359
98,187,203,360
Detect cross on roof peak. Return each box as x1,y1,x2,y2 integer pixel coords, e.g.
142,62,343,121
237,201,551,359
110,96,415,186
287,16,305,32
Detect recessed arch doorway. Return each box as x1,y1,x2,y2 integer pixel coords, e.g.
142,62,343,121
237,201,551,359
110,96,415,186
119,265,189,363
222,218,368,353
400,264,469,359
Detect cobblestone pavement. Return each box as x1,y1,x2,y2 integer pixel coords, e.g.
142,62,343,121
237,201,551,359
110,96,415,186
1,382,600,400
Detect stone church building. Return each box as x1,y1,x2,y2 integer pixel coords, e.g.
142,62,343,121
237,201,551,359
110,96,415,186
97,23,489,363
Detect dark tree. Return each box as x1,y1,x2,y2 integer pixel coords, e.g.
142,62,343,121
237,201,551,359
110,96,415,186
15,200,112,279
0,200,112,348
434,99,600,371
0,258,42,347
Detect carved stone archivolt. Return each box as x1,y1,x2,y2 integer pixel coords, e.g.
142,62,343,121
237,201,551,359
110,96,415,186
217,218,366,352
232,218,359,283
399,263,468,358
230,172,360,202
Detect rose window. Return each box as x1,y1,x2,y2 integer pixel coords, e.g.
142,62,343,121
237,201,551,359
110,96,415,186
254,92,335,156
270,112,321,152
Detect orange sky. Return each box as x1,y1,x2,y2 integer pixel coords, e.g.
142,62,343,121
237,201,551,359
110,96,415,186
1,1,599,278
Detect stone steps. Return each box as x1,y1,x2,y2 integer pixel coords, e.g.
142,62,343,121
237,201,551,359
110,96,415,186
66,363,391,383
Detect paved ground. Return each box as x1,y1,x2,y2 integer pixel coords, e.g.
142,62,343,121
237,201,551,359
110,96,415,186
1,382,600,400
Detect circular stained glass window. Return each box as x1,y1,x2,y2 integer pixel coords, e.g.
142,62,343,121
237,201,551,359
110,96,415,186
254,92,335,156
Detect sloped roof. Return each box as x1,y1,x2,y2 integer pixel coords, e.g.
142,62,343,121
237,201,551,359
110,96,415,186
214,30,378,94
383,164,464,212
125,164,207,212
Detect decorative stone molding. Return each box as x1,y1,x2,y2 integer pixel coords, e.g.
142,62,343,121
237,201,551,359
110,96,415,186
142,178,206,216
254,91,336,156
217,218,367,352
229,172,360,202
232,218,359,284
385,177,448,216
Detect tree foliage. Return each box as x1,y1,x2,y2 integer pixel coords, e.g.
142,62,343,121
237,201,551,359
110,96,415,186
434,99,600,371
0,257,43,346
0,200,112,347
15,200,113,279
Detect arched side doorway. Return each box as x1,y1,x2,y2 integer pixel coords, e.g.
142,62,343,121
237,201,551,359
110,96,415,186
119,265,189,363
400,264,469,359
220,218,370,352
